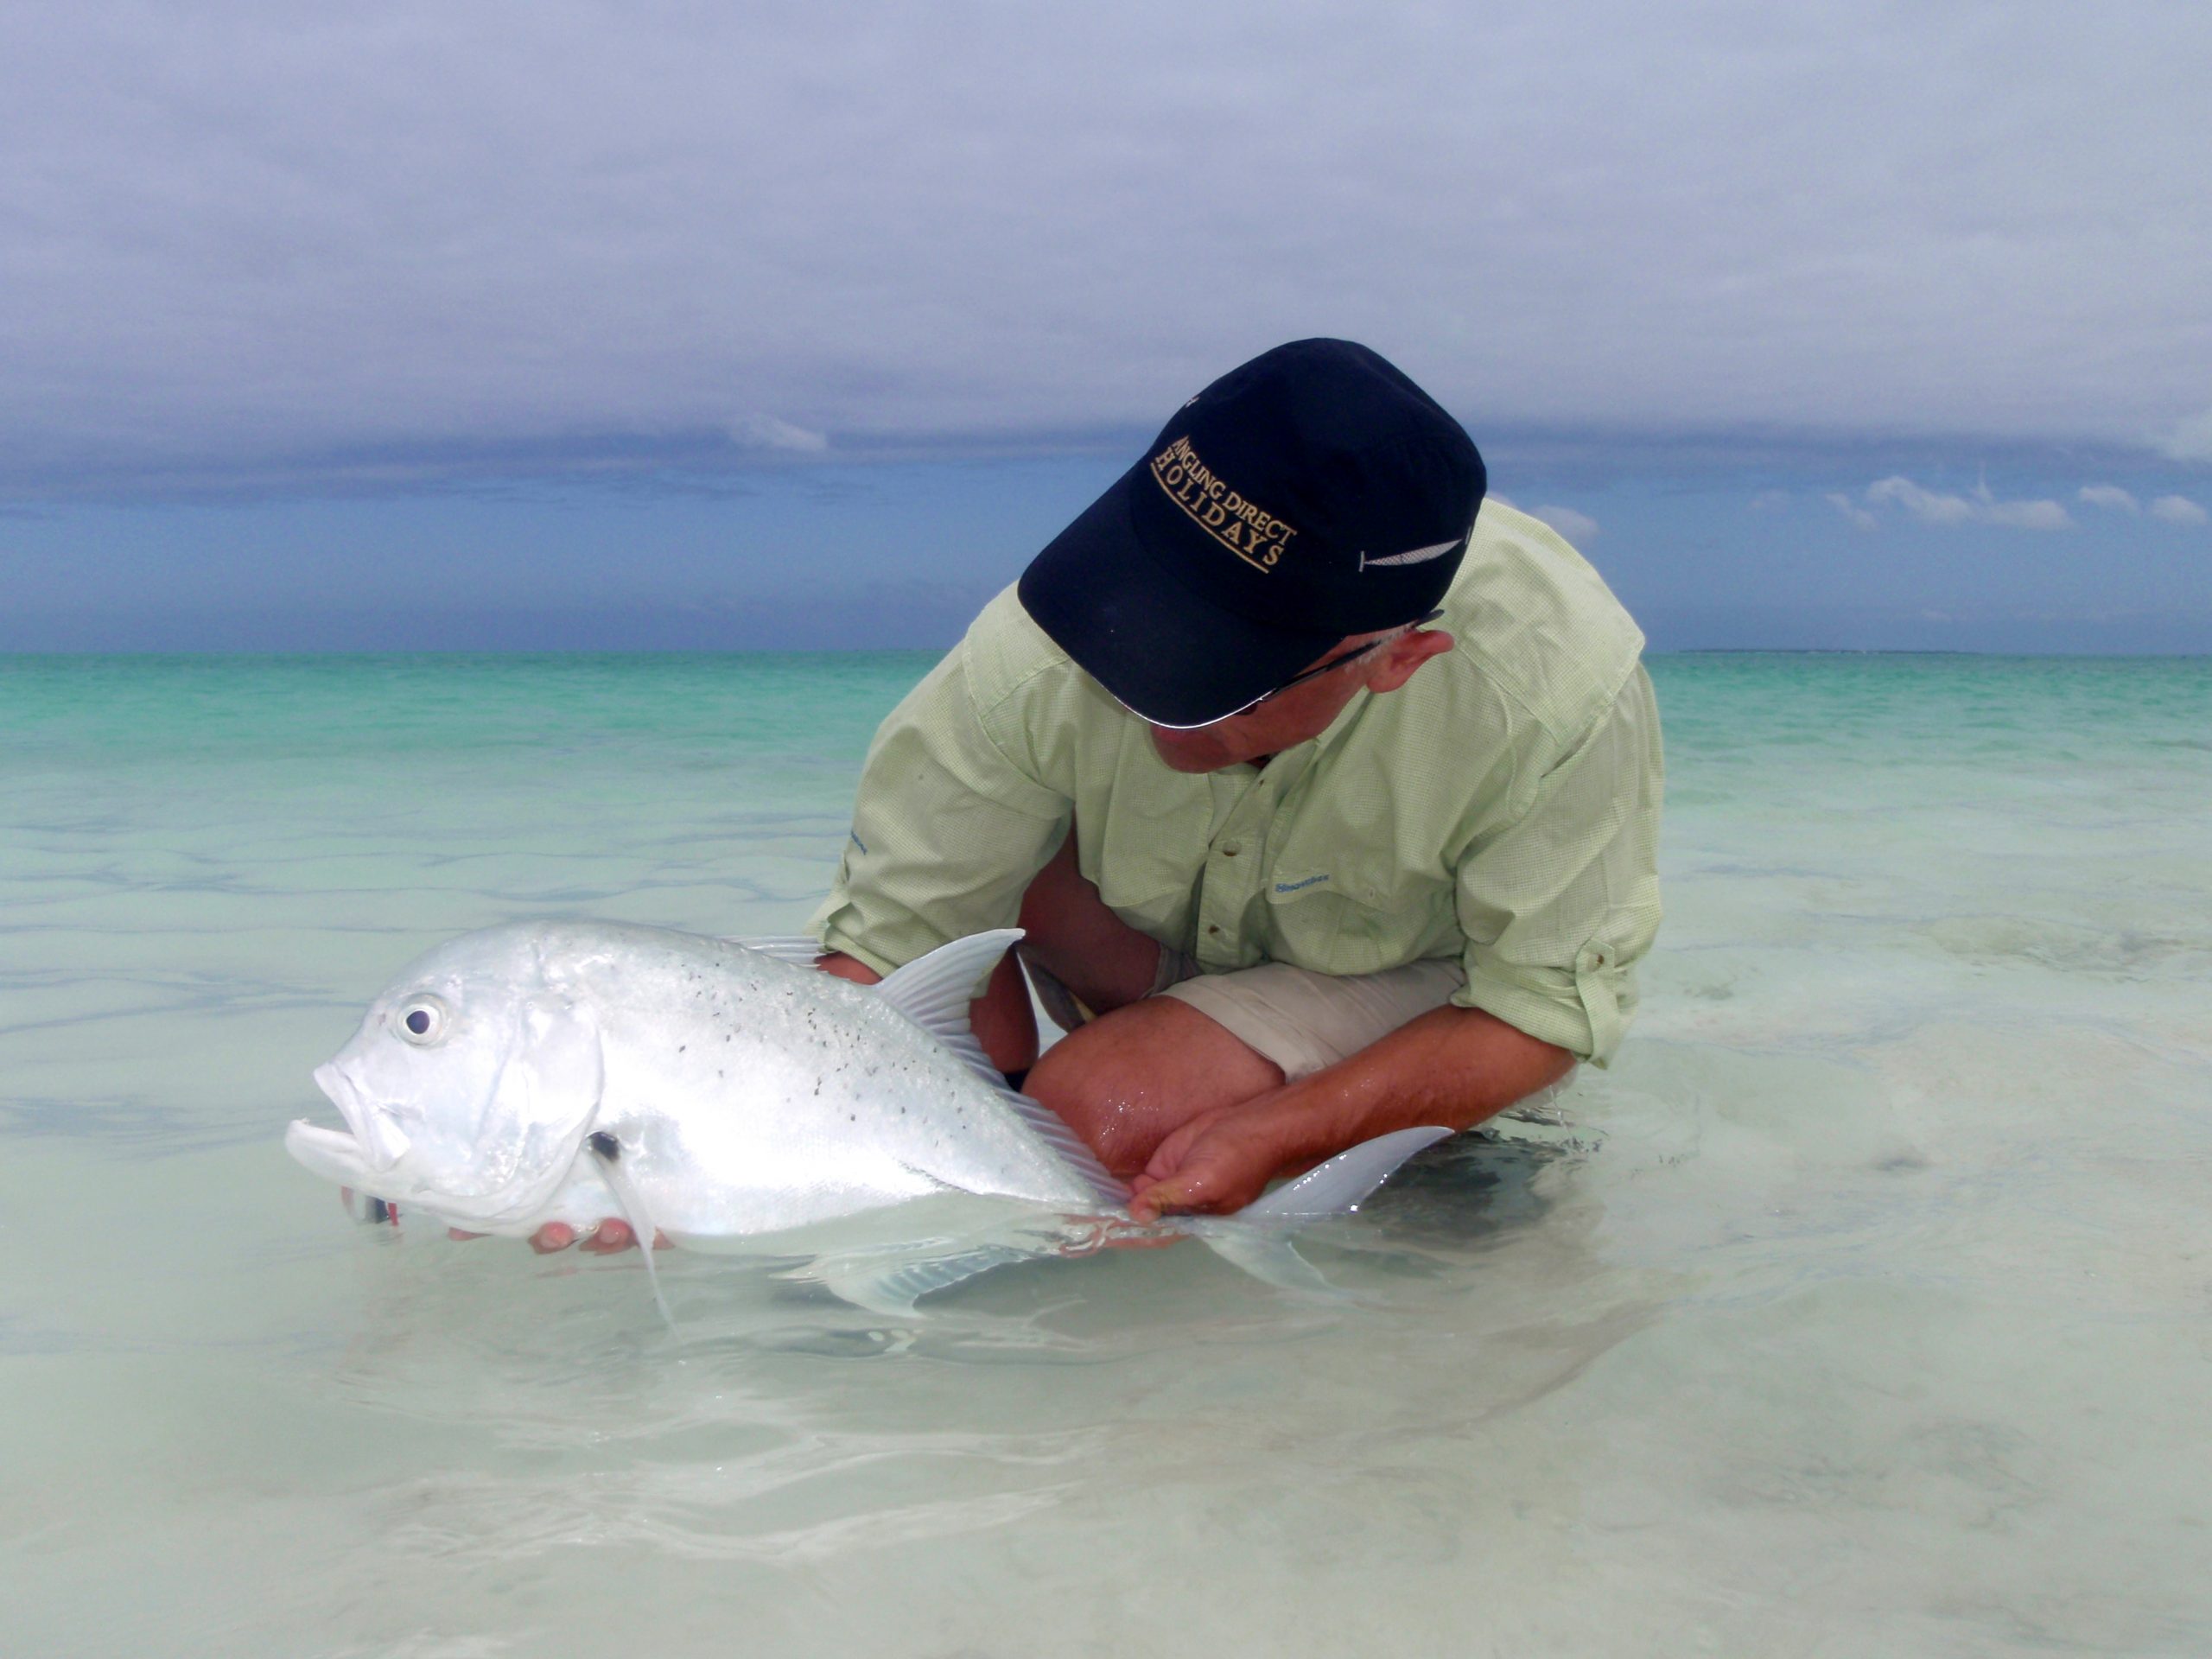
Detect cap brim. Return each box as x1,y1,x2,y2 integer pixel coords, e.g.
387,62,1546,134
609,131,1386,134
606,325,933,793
1017,463,1345,728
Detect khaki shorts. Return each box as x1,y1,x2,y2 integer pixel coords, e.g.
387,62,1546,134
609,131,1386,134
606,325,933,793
1021,947,1468,1084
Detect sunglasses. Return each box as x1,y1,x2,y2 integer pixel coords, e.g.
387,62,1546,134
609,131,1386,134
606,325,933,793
1255,608,1447,703
1139,609,1447,730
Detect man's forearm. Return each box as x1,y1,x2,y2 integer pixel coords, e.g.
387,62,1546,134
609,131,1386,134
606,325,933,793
816,950,882,986
1126,1002,1574,1218
1252,1003,1574,1171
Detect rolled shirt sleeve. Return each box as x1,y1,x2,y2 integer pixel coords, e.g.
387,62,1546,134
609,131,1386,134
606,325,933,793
1450,664,1664,1065
810,502,1663,1063
810,640,1071,976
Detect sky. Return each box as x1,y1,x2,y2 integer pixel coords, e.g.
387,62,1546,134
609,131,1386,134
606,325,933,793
3,1,2209,652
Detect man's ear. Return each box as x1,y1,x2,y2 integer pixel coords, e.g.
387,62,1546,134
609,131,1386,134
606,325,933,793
1363,626,1455,696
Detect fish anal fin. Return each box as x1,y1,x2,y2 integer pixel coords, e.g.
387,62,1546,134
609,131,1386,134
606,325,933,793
814,1244,1034,1316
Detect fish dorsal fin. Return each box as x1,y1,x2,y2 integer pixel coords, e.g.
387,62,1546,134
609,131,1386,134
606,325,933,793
734,935,827,967
876,930,1129,1211
875,928,1024,1044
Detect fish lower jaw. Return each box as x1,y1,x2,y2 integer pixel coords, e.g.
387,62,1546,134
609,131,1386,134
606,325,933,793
286,1121,429,1205
286,1120,372,1183
286,1123,539,1235
312,1062,417,1169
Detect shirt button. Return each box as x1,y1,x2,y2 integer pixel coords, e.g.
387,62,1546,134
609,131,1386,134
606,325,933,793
1220,842,1242,858
1206,925,1221,936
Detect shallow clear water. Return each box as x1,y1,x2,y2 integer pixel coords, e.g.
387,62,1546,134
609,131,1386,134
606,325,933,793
3,652,2209,1657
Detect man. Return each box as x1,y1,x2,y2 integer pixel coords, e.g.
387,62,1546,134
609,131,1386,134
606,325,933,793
529,337,1662,1255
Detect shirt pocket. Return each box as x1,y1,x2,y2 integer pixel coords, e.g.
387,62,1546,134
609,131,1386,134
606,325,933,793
1262,857,1457,977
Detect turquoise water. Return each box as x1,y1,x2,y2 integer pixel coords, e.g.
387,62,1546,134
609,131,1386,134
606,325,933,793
3,652,2209,1656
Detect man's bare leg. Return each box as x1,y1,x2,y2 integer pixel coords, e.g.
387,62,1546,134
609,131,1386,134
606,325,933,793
1024,998,1284,1178
966,830,1287,1176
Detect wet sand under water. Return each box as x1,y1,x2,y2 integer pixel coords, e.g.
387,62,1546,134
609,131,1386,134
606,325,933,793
2,651,2208,1657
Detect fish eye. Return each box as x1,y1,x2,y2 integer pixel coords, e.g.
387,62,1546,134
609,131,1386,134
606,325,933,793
393,995,449,1046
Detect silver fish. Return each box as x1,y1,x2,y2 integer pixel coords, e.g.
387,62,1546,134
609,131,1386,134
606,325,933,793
286,922,1448,1313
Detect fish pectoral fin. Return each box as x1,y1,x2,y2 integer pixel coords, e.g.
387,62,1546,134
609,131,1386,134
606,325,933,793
810,1243,1035,1316
585,1141,677,1334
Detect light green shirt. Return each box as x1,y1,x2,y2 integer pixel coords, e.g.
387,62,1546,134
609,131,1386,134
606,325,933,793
810,501,1663,1065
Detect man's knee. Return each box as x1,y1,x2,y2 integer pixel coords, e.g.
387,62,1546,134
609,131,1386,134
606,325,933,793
1025,997,1284,1175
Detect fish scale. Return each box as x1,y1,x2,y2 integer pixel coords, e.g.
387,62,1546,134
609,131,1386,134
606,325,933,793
287,921,1451,1312
293,922,1100,1243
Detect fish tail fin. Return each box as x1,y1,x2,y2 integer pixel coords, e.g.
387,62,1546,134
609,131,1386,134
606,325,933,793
1237,1126,1453,1221
1191,1126,1453,1299
1192,1230,1344,1298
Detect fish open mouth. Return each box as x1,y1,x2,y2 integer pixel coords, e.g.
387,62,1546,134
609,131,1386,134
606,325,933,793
284,1118,377,1185
286,1060,417,1192
311,1060,414,1169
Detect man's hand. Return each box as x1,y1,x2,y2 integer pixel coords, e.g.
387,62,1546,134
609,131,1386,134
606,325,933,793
1116,1003,1575,1226
447,1221,668,1253
1125,1104,1305,1223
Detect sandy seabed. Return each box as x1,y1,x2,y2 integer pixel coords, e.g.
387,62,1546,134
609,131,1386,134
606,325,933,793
3,651,2208,1657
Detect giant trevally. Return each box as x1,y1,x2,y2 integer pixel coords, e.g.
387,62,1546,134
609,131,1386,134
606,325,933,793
285,922,1450,1313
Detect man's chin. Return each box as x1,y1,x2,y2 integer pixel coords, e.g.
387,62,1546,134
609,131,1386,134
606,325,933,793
1148,728,1236,772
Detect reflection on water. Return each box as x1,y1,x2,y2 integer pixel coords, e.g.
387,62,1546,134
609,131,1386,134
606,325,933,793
3,652,2210,1657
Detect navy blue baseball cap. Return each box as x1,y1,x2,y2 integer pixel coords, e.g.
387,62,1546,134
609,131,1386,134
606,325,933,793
1018,338,1484,728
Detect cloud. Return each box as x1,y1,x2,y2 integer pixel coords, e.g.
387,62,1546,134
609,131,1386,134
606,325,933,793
2077,485,2139,512
733,416,830,454
2157,409,2212,463
3,5,2212,494
1867,476,1977,524
1864,476,2072,531
1530,504,1599,543
1825,492,1878,531
2150,494,2209,526
1983,497,2075,531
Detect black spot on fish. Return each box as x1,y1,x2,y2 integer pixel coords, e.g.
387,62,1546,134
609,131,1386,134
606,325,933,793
588,1131,620,1161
